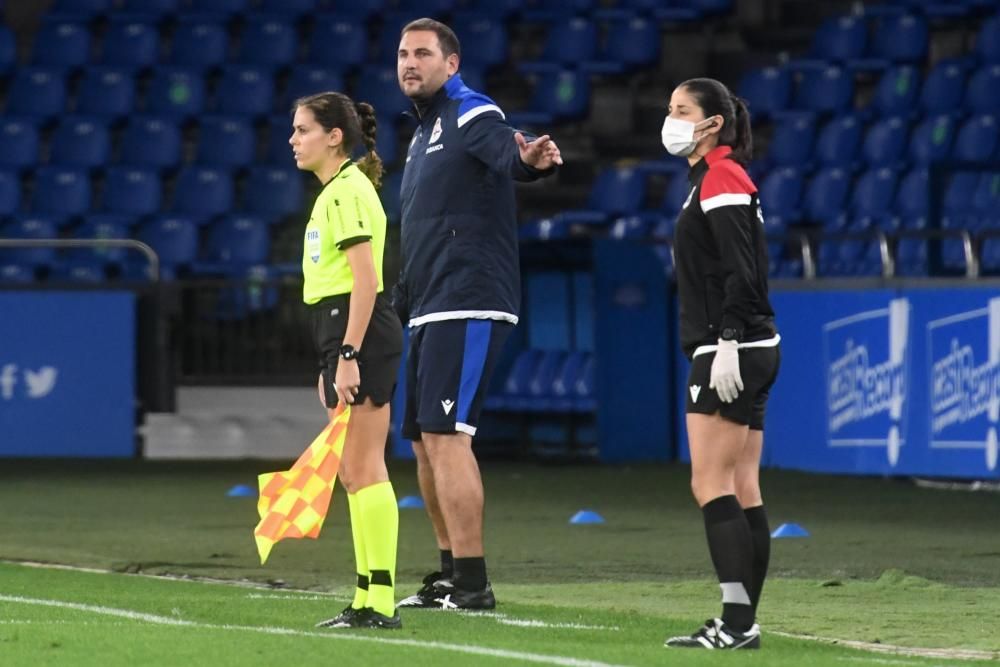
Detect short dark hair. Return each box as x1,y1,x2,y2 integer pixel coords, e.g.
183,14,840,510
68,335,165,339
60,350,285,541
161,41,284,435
401,18,461,59
680,77,753,165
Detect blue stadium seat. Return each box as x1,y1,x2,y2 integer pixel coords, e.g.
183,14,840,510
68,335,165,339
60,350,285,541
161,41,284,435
376,12,425,62
807,14,867,62
976,15,1000,65
909,114,955,164
966,65,1000,114
662,172,693,212
572,353,595,412
920,60,966,115
608,213,657,240
196,215,270,273
814,114,863,168
32,166,91,222
242,167,304,220
588,167,646,217
354,66,411,119
168,17,227,68
0,263,36,283
120,0,178,18
512,70,591,125
549,351,587,412
119,116,182,169
793,66,853,114
767,112,815,167
265,115,294,165
259,0,317,15
308,16,367,69
758,167,803,223
237,15,296,67
982,237,1000,274
103,166,162,216
486,349,542,411
451,15,509,71
50,117,111,168
0,216,58,267
522,350,568,412
866,66,920,119
0,170,21,215
738,67,792,119
189,0,250,16
74,214,135,266
943,172,980,218
598,15,659,70
6,68,67,119
284,66,345,109
50,257,107,283
374,116,398,166
953,115,999,163
145,67,206,119
0,119,39,170
100,16,159,69
0,26,14,76
195,116,255,167
861,117,909,168
137,216,199,275
870,14,928,63
894,167,928,223
172,166,234,222
522,18,597,72
49,0,111,20
215,65,275,117
973,173,1000,225
463,0,523,17
895,237,927,276
380,170,402,224
519,216,572,242
32,19,91,68
851,168,899,218
802,168,850,226
77,67,135,118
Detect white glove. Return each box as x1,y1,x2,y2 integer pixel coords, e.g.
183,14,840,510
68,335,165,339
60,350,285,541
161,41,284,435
709,339,743,403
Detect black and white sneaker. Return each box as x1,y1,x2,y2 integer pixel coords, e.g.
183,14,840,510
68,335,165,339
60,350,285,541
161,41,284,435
397,571,452,608
664,618,760,649
315,605,367,628
316,607,402,630
435,582,496,610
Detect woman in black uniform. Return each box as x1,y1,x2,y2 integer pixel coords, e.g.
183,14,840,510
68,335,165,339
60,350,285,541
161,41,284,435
661,78,781,650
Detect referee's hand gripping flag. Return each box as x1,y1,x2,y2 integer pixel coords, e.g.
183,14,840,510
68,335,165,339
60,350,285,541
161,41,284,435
709,339,743,403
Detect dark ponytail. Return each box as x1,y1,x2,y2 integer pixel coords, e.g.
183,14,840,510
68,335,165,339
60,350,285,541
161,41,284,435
354,101,384,190
680,77,754,165
292,92,384,188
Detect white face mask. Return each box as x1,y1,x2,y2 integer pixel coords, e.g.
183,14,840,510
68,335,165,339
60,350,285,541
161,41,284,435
660,116,718,157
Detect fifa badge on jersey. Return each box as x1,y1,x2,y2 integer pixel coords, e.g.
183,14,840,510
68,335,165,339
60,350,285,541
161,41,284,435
306,228,321,263
429,117,443,144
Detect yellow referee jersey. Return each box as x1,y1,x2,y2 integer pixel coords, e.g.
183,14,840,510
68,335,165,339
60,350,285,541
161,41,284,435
302,160,387,304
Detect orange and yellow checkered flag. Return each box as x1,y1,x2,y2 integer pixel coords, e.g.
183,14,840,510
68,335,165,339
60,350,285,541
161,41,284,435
254,405,350,565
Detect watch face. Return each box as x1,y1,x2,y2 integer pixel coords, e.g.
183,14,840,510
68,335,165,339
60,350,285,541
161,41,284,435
722,328,737,341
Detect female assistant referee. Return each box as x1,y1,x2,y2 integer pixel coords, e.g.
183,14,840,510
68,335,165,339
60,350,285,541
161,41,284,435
661,78,781,650
290,92,404,630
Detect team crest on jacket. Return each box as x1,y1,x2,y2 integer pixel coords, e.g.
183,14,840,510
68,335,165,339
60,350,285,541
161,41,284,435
429,117,442,144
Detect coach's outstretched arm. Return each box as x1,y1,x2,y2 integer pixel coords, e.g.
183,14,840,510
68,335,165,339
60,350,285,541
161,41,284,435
460,111,562,181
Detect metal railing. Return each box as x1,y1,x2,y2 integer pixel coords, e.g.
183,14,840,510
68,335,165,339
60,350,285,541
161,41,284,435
0,238,160,280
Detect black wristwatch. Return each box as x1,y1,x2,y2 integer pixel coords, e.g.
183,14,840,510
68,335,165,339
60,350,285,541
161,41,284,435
338,344,360,361
720,327,740,342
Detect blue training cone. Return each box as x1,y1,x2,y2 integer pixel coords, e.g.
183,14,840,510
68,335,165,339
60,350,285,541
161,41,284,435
771,522,809,538
569,510,605,525
398,495,425,509
226,484,256,498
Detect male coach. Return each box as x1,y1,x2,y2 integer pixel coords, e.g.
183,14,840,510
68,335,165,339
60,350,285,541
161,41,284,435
392,18,562,610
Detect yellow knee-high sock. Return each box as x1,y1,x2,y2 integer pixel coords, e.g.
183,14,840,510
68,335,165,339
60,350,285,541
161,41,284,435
346,492,368,610
356,481,398,617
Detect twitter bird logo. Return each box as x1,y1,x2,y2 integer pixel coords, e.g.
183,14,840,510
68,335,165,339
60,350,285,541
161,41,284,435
24,366,58,398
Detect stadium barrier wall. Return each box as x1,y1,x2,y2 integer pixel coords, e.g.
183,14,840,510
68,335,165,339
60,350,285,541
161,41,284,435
0,291,136,456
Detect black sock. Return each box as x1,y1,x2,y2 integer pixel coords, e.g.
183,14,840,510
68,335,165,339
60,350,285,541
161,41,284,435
702,495,754,632
440,549,454,580
744,505,770,617
453,556,487,592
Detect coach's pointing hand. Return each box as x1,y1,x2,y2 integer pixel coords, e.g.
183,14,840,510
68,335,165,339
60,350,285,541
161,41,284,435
709,339,743,403
516,132,563,169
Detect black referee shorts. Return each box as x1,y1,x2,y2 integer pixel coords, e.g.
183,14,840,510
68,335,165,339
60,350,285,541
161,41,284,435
685,341,780,430
311,293,403,409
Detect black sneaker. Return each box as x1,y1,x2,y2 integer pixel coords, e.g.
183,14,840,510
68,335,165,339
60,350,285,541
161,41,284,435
397,571,452,608
355,608,402,630
664,618,760,649
315,605,366,629
435,582,496,610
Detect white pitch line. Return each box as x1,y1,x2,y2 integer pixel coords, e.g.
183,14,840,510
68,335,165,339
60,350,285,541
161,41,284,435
0,594,630,667
774,630,998,662
475,612,620,632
